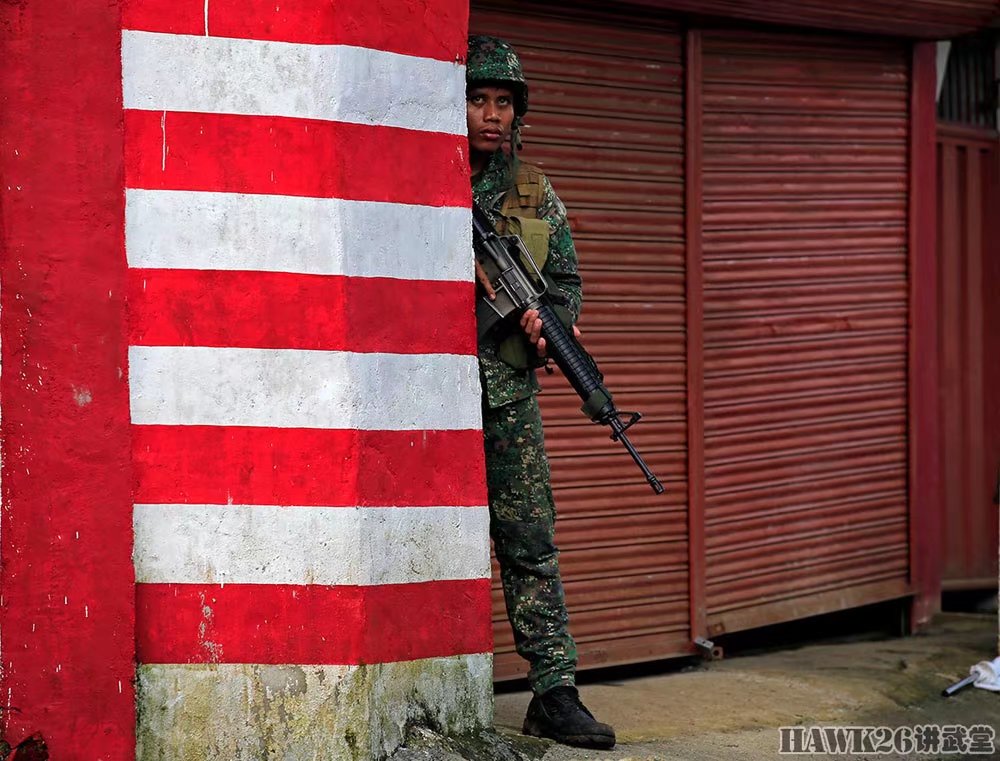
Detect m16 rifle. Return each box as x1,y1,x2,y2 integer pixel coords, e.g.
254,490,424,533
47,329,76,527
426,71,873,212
473,204,664,495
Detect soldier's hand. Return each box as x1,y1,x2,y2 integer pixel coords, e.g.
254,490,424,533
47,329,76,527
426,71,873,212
520,311,582,357
475,261,496,300
520,309,544,355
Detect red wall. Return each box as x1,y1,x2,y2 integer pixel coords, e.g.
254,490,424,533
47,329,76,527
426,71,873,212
0,0,136,756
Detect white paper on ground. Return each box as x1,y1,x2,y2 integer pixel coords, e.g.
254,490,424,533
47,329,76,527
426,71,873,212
971,656,1000,692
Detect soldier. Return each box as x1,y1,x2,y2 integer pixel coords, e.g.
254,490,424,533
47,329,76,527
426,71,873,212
467,35,617,751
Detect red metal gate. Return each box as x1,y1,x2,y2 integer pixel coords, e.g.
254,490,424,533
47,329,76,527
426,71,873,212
469,5,940,681
470,3,692,678
697,29,913,635
937,123,1000,589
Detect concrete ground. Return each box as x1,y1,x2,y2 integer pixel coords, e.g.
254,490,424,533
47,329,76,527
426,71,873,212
491,612,1000,761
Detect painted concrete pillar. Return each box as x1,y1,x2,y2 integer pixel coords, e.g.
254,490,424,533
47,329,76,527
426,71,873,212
1,0,492,758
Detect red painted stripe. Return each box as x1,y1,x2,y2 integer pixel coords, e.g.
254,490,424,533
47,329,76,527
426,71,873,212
129,269,476,355
125,110,471,207
136,579,493,664
133,426,487,507
121,0,469,63
1,0,135,754
121,0,203,36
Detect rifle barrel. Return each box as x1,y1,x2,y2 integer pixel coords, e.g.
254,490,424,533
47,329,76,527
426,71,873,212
611,419,665,495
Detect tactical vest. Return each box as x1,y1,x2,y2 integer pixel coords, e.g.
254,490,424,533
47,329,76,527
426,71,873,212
491,162,573,371
498,162,551,270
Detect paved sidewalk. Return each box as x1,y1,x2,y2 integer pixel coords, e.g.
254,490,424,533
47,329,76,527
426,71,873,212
493,613,1000,760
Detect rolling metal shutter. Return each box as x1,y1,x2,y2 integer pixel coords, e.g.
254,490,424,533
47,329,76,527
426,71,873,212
699,30,912,635
470,4,690,677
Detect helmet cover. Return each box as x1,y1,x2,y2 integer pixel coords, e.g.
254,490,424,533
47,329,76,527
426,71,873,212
466,35,528,116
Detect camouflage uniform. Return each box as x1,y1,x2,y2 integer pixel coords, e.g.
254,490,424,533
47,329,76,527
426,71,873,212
469,36,583,696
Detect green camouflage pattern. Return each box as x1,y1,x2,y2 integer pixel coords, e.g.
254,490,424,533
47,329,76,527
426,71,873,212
469,39,582,696
483,395,577,694
466,35,528,115
473,150,583,410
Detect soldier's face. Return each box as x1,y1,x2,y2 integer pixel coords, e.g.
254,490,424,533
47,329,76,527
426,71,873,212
467,85,515,154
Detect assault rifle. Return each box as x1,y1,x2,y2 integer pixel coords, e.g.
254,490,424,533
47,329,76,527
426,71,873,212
472,204,665,495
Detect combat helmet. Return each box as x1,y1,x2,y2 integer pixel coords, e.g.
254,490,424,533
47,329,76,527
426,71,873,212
466,35,529,116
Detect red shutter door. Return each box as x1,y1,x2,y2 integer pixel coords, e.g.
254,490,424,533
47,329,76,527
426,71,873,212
470,4,691,677
700,29,912,634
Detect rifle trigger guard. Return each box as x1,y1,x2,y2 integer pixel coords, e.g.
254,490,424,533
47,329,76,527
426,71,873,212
609,411,642,441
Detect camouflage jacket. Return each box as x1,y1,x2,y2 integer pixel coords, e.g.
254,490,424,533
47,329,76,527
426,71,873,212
473,150,583,409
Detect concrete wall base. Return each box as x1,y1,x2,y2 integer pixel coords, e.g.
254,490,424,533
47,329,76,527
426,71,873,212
137,655,493,761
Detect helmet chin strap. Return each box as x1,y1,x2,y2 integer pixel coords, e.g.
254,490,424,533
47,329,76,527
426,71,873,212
511,116,524,158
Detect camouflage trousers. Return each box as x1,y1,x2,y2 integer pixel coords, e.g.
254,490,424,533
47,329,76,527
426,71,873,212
482,394,577,695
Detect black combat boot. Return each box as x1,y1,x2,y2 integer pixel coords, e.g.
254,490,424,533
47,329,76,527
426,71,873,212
522,686,616,749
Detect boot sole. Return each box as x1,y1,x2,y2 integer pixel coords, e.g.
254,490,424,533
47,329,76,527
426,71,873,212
522,718,616,750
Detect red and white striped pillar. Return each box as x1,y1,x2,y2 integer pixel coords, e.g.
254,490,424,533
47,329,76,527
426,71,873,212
1,0,491,757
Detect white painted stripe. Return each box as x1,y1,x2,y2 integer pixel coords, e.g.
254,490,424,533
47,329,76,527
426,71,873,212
128,346,481,430
136,656,493,760
125,189,473,282
133,504,490,585
122,31,466,135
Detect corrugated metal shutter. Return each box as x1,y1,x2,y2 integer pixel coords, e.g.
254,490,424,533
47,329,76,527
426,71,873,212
700,29,912,635
470,4,690,677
